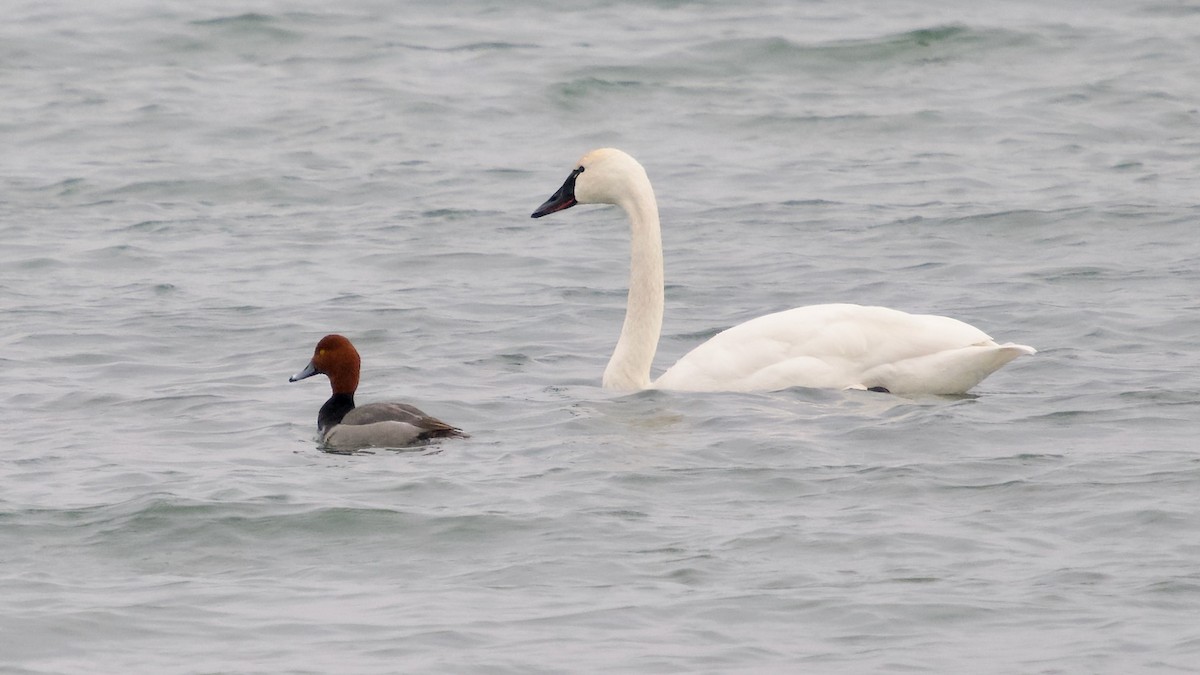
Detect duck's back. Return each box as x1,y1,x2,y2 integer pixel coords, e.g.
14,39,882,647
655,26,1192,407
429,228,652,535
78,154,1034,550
323,401,465,449
652,303,1030,394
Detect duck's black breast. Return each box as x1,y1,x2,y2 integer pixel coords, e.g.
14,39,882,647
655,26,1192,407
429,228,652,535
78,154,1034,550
317,393,355,432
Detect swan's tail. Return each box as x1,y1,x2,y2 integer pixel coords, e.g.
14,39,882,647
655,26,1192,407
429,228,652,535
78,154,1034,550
864,342,1036,395
998,342,1037,357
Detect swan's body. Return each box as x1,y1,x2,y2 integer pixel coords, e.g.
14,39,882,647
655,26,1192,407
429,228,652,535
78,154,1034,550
531,148,1034,395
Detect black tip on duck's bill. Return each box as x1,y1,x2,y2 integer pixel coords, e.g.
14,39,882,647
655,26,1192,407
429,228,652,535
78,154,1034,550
531,166,583,218
289,361,319,383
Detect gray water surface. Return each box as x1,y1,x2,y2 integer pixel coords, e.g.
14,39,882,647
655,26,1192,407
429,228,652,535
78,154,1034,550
3,1,1199,672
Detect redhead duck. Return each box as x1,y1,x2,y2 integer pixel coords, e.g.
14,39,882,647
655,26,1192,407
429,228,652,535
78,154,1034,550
290,334,465,450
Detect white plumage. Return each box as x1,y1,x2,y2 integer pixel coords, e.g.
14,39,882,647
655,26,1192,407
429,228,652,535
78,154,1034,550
655,303,1034,394
532,148,1034,395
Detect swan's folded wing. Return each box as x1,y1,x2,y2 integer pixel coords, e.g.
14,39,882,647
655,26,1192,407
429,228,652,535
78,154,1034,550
653,303,1027,393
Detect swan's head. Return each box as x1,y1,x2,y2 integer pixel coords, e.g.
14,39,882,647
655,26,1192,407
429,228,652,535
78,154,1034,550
531,148,649,218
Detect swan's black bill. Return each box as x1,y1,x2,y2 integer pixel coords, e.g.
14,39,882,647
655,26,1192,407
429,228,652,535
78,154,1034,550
531,166,583,218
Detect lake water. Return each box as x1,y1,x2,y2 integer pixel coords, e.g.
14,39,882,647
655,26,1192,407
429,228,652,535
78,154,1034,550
3,0,1199,672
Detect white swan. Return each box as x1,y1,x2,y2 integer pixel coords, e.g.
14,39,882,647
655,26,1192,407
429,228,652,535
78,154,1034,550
531,148,1035,395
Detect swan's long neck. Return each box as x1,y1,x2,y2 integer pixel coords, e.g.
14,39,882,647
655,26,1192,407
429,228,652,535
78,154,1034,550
602,182,664,390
